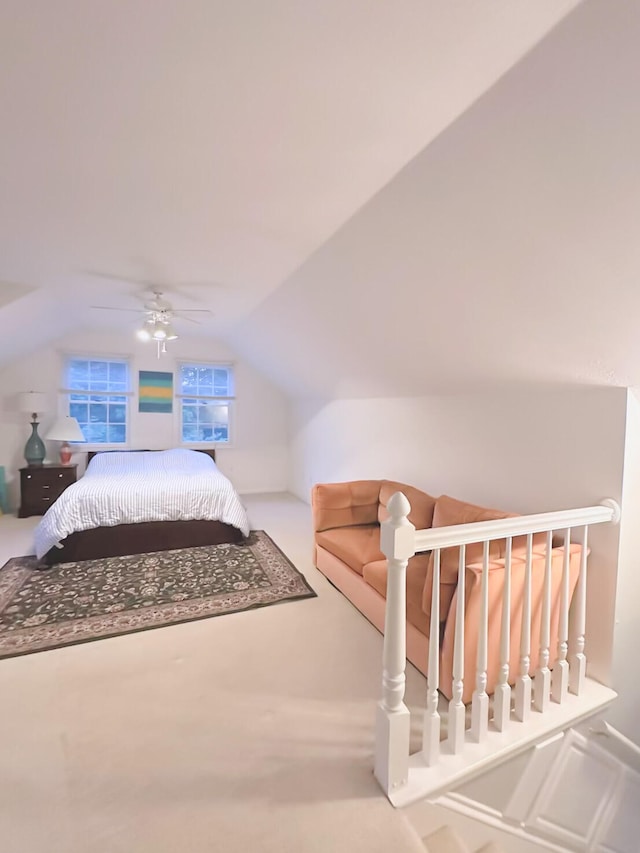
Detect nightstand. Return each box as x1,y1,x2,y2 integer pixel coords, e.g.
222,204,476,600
18,464,77,518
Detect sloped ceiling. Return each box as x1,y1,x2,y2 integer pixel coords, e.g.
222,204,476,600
0,0,580,371
233,0,640,397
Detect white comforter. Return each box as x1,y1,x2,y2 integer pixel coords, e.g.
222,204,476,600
34,448,250,559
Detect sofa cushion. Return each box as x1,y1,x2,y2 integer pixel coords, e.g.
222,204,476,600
315,524,384,575
377,481,437,531
312,480,381,532
363,553,431,637
422,495,515,623
421,495,550,623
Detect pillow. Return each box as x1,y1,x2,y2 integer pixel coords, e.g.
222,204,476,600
377,480,436,531
421,494,528,624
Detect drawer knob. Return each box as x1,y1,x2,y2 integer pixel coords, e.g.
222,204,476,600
58,473,63,478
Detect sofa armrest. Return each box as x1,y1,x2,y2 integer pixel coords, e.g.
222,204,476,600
311,481,382,532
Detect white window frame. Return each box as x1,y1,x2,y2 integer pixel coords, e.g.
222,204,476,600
61,354,132,449
176,362,235,447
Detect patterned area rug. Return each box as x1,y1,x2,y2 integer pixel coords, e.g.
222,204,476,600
0,531,316,659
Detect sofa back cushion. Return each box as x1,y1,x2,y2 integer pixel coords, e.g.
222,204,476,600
312,480,381,532
377,480,437,531
422,494,545,623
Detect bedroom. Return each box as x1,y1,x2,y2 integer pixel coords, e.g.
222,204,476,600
2,1,640,851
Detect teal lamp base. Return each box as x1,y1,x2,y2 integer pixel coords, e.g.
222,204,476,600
24,420,46,467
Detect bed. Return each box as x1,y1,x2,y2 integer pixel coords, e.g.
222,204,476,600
35,448,250,565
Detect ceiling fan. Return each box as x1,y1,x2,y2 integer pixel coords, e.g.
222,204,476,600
91,289,213,355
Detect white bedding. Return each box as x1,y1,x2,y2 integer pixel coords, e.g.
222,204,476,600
34,448,250,559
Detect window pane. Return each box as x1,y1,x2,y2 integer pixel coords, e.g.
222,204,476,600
107,424,126,443
214,426,228,441
198,367,213,387
108,362,127,385
90,361,108,382
84,423,107,443
69,402,88,423
213,368,229,395
182,424,199,442
181,367,198,392
89,403,107,423
68,360,89,386
109,403,126,423
182,405,197,424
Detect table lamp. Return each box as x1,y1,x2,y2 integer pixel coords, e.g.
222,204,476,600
46,416,86,465
19,391,47,467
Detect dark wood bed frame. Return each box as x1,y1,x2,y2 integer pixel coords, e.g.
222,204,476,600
44,448,244,565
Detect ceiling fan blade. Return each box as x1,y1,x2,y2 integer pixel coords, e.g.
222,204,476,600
91,305,144,313
171,308,213,314
173,314,203,325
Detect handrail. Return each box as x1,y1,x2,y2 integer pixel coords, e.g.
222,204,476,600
413,500,620,553
375,492,622,802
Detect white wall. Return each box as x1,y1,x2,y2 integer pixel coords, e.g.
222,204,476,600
289,386,627,695
0,329,289,505
608,387,640,739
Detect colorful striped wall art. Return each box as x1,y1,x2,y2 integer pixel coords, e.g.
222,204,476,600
138,371,173,413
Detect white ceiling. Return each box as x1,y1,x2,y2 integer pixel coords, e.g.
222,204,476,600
233,0,640,397
0,0,580,369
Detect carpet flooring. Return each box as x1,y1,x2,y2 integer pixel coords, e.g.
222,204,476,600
0,530,316,658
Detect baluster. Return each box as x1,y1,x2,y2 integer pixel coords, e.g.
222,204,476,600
515,533,533,722
448,544,466,754
569,525,589,696
422,549,441,765
534,531,553,713
471,541,490,742
493,537,512,732
551,528,571,704
374,492,414,795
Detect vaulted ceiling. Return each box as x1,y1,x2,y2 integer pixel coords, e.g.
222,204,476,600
6,0,633,399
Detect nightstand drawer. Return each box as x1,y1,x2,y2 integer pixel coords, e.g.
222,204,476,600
19,465,77,518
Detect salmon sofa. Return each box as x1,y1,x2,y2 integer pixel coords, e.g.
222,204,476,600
312,480,582,703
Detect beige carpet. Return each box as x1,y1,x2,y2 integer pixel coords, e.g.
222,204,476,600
0,494,428,853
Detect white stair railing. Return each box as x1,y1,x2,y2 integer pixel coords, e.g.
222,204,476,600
376,496,621,805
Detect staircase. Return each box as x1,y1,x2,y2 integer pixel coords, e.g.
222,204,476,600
423,825,505,852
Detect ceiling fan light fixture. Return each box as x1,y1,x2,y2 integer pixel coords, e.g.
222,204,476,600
165,324,178,341
151,322,167,340
136,326,152,341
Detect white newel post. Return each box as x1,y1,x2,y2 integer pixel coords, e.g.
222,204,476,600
375,492,415,796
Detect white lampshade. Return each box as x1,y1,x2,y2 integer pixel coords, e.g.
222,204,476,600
19,391,47,415
46,416,86,442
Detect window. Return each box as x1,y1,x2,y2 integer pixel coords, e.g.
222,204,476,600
64,357,130,444
178,363,234,444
